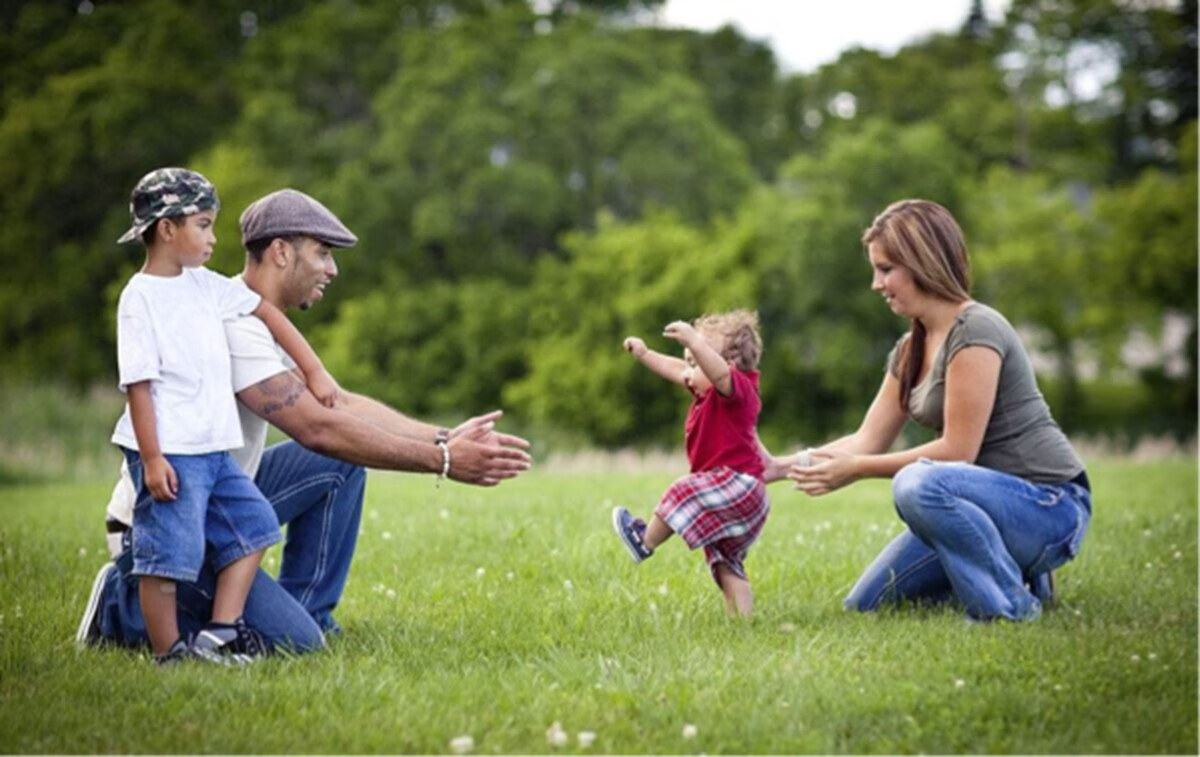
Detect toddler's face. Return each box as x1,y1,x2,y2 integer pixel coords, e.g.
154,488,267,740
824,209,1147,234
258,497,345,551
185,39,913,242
681,331,724,396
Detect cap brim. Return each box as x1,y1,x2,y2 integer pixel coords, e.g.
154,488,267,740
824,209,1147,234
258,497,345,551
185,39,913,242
116,222,149,244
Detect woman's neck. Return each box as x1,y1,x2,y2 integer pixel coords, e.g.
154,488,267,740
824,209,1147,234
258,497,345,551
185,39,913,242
916,298,972,339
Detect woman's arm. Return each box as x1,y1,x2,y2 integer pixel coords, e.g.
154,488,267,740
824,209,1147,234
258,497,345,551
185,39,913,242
792,346,1001,495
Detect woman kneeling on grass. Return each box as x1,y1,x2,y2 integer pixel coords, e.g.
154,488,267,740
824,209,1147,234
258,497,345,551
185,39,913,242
769,199,1092,622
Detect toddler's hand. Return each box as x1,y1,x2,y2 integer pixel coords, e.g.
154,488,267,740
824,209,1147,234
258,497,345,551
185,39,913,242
308,368,341,408
144,455,178,502
623,336,647,358
662,320,697,346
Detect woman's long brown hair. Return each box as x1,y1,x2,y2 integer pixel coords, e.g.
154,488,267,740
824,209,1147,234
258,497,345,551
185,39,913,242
862,200,971,410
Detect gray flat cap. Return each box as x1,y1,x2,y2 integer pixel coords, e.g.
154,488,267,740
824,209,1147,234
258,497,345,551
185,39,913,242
239,188,358,248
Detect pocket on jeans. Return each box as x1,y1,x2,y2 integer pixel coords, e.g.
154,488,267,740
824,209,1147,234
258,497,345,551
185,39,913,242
1028,503,1089,575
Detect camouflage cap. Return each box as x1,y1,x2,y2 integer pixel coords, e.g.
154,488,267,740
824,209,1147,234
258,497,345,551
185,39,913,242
116,167,220,244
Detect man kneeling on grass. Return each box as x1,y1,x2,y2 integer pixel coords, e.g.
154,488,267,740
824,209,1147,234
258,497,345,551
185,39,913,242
77,188,532,658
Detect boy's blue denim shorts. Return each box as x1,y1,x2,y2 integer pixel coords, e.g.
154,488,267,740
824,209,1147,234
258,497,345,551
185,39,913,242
122,448,282,583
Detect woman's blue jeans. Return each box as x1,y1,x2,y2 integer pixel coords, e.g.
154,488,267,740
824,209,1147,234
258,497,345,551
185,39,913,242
97,441,366,652
844,459,1092,621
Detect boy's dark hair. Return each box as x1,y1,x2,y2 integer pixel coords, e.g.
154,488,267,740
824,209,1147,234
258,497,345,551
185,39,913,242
245,235,308,264
140,216,183,247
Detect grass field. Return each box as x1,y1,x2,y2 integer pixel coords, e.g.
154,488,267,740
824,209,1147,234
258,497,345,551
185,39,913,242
0,459,1195,753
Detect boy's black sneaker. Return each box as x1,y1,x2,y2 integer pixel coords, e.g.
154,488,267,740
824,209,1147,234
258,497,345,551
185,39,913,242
191,618,267,666
154,637,192,666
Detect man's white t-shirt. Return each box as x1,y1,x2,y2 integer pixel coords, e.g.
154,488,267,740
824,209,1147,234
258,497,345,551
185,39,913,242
110,268,261,454
106,275,293,553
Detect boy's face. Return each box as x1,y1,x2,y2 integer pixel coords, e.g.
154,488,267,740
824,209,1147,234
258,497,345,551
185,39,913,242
171,210,217,268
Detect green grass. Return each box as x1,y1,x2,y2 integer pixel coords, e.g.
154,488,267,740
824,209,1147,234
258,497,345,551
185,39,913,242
0,460,1195,753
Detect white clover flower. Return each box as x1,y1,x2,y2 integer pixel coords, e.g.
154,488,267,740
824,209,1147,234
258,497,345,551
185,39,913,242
1131,654,1141,662
382,531,393,540
681,724,698,739
385,589,396,599
368,509,379,520
506,571,515,581
563,579,573,591
78,547,88,558
954,679,966,688
657,583,669,596
1174,551,1183,560
648,601,658,614
577,731,596,748
546,721,568,747
439,509,450,519
778,622,797,634
1148,652,1158,660
449,735,474,754
476,567,486,579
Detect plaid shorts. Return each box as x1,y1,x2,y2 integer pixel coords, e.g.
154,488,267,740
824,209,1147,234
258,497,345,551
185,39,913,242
654,467,769,585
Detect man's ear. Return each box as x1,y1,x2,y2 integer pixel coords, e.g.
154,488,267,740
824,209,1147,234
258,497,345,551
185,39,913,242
267,238,292,268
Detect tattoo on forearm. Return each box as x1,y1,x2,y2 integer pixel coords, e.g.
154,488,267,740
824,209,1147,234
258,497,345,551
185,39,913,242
252,373,306,417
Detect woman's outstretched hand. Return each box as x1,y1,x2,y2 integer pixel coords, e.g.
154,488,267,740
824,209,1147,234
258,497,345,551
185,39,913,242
788,448,861,496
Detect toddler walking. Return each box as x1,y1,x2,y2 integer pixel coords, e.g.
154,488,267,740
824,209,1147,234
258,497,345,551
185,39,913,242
612,310,769,616
111,168,336,664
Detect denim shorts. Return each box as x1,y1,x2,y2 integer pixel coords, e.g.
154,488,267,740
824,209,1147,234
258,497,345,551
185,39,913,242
122,448,281,582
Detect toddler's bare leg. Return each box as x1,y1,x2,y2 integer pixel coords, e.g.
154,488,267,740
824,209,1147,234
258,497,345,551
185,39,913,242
644,515,674,551
211,549,265,624
139,577,179,655
715,563,753,617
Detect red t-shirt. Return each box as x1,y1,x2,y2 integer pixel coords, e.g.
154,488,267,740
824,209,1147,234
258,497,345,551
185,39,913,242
684,367,764,479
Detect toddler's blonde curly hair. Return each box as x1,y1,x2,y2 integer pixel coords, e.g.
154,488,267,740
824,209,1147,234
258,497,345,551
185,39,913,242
694,309,762,372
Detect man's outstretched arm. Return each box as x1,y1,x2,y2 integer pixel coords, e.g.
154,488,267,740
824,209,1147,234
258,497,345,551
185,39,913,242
237,371,531,485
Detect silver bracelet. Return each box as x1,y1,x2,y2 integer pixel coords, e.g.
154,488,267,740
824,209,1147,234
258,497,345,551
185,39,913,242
436,439,450,485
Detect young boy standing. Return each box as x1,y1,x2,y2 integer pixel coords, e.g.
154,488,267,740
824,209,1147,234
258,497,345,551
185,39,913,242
111,168,336,664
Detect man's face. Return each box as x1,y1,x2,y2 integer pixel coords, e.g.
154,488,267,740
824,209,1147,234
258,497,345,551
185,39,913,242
284,237,339,310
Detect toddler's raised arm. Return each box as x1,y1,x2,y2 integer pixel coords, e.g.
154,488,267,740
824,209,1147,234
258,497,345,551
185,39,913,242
623,335,689,387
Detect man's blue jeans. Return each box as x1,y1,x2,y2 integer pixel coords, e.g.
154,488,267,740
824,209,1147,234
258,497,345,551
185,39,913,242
97,441,366,652
844,460,1092,621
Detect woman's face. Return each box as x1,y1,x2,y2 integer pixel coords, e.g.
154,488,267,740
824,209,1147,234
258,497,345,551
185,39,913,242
868,241,922,318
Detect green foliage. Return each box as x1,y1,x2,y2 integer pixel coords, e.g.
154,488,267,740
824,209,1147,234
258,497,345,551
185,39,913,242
0,0,1194,445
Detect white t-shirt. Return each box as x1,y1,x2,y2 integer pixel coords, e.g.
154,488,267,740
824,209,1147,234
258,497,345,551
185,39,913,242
106,276,292,547
110,267,261,454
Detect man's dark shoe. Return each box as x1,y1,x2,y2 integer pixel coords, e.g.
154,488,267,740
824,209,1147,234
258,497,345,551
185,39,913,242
75,562,117,646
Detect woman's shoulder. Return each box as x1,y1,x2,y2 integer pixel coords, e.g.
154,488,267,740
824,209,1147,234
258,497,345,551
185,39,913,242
946,302,1020,358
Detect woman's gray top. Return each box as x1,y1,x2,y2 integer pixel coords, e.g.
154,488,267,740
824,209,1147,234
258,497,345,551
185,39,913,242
887,302,1084,484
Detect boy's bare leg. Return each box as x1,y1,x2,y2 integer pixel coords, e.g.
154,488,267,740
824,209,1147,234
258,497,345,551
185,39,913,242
211,549,265,624
139,577,179,655
644,515,674,551
715,563,753,617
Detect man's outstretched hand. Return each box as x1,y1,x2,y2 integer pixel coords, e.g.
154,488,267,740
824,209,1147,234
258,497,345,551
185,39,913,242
447,410,532,486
